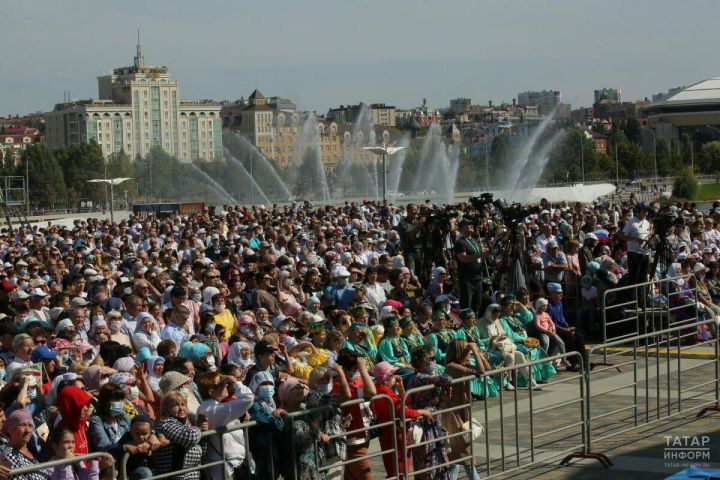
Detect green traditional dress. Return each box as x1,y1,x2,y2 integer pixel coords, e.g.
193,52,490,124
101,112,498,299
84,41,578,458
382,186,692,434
499,314,556,385
427,328,456,364
377,334,414,379
341,339,378,368
455,324,501,398
402,331,426,351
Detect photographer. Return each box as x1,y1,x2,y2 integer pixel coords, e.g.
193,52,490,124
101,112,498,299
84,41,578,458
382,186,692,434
455,219,486,314
397,204,424,275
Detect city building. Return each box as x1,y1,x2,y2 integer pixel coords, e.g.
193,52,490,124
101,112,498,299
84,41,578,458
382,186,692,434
449,98,472,113
1,125,44,165
326,102,396,126
225,90,401,172
594,88,621,104
46,38,222,161
645,76,720,139
517,90,561,107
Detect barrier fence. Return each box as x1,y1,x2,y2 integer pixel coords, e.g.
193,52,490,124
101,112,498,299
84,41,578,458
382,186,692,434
6,322,720,480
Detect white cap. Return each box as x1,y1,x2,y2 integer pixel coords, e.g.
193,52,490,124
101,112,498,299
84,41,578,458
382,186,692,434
29,288,47,297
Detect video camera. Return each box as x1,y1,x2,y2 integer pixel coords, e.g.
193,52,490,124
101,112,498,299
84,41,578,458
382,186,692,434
650,212,676,237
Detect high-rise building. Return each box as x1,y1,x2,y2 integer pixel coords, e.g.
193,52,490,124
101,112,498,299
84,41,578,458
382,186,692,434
517,90,561,107
449,98,472,113
46,36,222,162
594,88,621,104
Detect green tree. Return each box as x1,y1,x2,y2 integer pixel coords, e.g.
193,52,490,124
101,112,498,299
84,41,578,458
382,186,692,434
107,150,136,201
22,144,67,208
57,141,106,203
672,167,699,199
700,141,720,173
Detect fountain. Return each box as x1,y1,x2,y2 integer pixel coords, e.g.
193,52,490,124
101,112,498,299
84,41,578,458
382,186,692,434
502,109,557,191
411,123,460,203
296,113,331,203
334,104,379,199
187,163,239,205
387,134,410,201
223,148,271,204
224,131,292,202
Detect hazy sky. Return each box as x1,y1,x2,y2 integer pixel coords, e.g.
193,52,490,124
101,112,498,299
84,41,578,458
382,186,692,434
3,0,719,116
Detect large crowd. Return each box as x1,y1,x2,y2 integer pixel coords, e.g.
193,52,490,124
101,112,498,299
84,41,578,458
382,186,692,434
0,195,716,480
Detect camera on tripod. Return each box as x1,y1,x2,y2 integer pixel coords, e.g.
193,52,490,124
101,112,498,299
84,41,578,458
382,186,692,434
650,211,676,237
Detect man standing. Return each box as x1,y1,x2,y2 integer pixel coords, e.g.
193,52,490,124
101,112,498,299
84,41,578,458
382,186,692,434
397,204,424,274
454,219,486,314
621,203,651,286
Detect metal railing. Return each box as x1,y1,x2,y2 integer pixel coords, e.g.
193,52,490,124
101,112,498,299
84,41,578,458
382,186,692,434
600,274,699,365
585,319,720,455
8,452,112,478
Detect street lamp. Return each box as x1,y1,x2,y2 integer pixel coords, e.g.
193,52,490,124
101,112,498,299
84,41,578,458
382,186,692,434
87,177,132,223
363,146,408,202
641,127,658,181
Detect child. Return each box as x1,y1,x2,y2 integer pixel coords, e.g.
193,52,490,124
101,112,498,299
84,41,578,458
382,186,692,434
247,371,286,480
109,415,168,480
45,427,110,480
579,275,599,336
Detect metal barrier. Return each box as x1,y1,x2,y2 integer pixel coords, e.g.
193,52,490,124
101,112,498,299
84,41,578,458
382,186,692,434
554,318,720,468
400,375,476,479
8,452,112,477
600,274,698,366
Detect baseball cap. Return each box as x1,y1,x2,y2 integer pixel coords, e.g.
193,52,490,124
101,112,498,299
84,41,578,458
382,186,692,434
31,345,58,362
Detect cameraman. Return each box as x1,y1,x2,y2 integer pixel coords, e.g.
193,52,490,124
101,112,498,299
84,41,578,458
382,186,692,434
454,218,486,313
397,203,424,275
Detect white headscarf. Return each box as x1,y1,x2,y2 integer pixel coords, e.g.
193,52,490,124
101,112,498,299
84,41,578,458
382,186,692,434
227,342,254,368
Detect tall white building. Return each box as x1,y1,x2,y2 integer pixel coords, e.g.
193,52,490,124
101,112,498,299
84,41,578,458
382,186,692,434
46,38,222,162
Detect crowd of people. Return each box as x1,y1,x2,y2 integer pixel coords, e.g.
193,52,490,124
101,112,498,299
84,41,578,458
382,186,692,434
0,195,714,480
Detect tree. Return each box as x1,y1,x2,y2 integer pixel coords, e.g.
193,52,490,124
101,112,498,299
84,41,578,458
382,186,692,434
57,141,106,203
700,141,720,173
672,167,699,199
22,144,67,208
107,150,136,201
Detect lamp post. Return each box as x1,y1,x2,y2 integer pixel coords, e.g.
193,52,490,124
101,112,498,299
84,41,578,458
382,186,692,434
87,178,132,223
363,146,407,202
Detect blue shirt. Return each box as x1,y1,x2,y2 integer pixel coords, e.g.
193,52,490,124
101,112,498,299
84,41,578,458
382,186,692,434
323,283,355,310
547,299,569,328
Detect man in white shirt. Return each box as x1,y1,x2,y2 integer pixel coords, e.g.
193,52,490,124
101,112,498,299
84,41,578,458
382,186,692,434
621,203,651,286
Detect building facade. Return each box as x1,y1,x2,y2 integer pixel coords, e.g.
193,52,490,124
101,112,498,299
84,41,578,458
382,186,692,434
594,88,621,104
46,41,221,162
326,102,397,126
517,90,561,107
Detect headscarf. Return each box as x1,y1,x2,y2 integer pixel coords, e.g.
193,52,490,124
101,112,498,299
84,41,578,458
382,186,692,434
46,373,79,406
3,409,33,437
146,356,165,392
57,386,92,454
113,356,135,373
482,303,501,324
83,365,116,392
188,343,210,365
134,311,156,333
227,342,254,368
88,319,108,339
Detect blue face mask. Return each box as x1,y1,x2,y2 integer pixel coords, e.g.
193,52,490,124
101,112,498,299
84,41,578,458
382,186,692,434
316,383,333,395
0,368,5,380
340,278,349,287
110,401,124,415
257,385,275,400
62,353,71,364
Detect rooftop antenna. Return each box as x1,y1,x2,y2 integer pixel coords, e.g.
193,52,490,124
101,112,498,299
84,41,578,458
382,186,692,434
134,29,144,67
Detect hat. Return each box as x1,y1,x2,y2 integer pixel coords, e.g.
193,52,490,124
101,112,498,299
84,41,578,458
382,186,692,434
237,314,255,325
585,233,598,242
249,370,274,394
348,322,367,333
547,283,563,293
3,410,33,436
382,316,399,329
581,275,593,287
29,288,48,297
54,318,74,334
272,313,287,328
694,262,709,274
372,361,399,383
500,294,515,306
459,218,474,227
20,318,49,332
49,337,73,350
534,298,549,309
159,371,191,395
587,261,601,274
109,372,136,386
383,299,403,311
547,240,559,249
31,345,58,362
278,377,305,405
253,340,277,356
12,290,29,301
113,357,136,373
349,305,367,317
135,347,152,365
71,297,90,307
458,308,474,320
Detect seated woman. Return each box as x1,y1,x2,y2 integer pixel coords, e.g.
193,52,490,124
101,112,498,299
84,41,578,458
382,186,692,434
341,323,378,368
454,309,499,398
426,310,456,364
0,410,47,480
498,296,556,385
478,304,539,391
405,345,454,480
400,316,425,350
376,316,414,380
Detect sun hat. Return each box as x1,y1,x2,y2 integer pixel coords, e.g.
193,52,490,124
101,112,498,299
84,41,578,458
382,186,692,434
372,361,399,383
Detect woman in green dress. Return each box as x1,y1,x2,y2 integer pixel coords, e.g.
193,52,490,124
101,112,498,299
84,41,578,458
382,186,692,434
454,308,500,398
426,310,456,364
377,316,415,380
341,322,378,368
400,316,425,350
498,296,556,384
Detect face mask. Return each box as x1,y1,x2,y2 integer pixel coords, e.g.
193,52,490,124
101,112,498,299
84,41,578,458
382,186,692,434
206,356,216,367
92,315,103,323
19,268,28,276
179,387,190,397
99,377,109,387
8,277,17,286
316,383,333,395
696,273,706,281
213,304,225,313
28,387,37,400
257,385,275,400
205,322,216,333
340,278,349,287
62,353,71,364
240,327,254,336
0,369,5,379
283,279,292,287
128,386,140,401
110,401,124,415
191,294,202,302
109,320,122,332
294,247,301,254
184,268,192,275
299,267,308,275
171,263,179,271
19,281,28,290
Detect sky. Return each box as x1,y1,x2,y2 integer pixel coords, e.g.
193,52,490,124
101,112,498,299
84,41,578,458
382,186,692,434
3,0,720,116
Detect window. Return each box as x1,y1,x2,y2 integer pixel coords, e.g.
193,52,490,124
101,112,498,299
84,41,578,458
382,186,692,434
143,90,147,98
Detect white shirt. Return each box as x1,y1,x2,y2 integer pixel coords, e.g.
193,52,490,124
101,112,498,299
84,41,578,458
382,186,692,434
622,216,651,255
